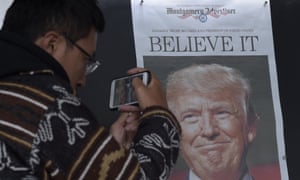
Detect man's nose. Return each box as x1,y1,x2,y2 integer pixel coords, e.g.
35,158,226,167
199,112,219,139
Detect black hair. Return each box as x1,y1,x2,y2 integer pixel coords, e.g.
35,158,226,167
2,0,105,41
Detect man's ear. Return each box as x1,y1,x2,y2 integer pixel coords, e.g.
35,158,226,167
34,31,61,55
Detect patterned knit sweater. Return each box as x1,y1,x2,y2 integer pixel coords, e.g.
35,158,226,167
0,31,181,179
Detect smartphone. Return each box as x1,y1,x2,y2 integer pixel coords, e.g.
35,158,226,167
109,71,151,110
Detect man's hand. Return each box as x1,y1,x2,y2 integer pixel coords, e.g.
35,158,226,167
127,67,168,110
110,105,140,149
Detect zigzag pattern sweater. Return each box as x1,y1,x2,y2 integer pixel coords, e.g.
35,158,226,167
0,31,181,179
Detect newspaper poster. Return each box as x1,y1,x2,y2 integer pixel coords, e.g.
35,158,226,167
131,0,289,179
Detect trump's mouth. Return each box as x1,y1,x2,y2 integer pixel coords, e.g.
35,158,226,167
193,141,230,151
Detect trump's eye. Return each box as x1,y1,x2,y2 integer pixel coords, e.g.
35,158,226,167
215,110,232,119
182,113,200,124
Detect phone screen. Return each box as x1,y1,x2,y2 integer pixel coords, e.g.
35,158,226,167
109,71,150,109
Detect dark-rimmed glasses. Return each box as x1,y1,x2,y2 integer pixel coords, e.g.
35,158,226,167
62,33,101,75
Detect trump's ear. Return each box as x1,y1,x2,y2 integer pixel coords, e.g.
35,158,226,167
246,103,259,143
247,113,259,144
247,126,256,143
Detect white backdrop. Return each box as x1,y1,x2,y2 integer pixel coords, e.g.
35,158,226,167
0,0,13,28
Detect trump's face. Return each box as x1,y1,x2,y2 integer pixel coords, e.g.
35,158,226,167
173,89,256,180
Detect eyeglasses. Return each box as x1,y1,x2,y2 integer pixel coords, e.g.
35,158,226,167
62,33,101,75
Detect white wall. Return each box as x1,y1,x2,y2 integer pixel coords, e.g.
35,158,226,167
0,0,13,28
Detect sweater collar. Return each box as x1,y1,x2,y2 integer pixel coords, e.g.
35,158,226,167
0,30,70,84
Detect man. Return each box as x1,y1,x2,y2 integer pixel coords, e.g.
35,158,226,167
0,0,180,179
166,64,258,180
